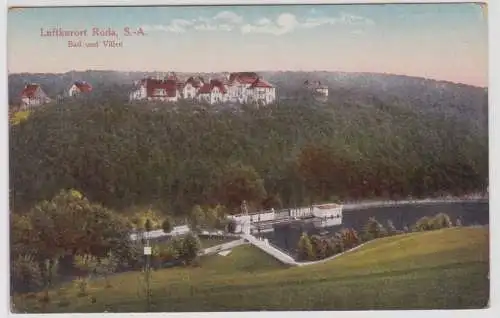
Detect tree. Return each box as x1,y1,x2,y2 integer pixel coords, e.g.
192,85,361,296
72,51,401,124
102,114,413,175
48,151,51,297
189,205,205,232
180,232,201,265
362,217,386,241
215,162,267,210
261,194,283,210
297,232,315,261
161,217,173,234
22,189,132,285
341,228,361,249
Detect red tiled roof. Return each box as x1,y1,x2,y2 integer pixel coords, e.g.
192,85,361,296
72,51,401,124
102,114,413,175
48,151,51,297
198,79,227,94
144,78,178,98
74,81,92,93
21,84,40,98
249,78,274,89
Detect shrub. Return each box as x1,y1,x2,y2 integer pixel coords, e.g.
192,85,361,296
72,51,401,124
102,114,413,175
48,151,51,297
414,216,433,231
324,238,337,258
11,254,43,293
341,228,361,249
431,213,453,230
386,219,397,236
310,235,326,260
297,232,315,261
334,239,345,254
363,217,386,240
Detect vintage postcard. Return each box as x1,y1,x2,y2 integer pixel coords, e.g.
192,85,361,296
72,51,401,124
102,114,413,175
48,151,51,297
8,2,489,313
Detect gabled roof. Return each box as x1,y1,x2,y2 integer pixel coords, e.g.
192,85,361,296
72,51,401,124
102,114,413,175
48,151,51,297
144,78,178,98
21,84,41,98
249,78,274,89
198,79,227,94
73,81,92,93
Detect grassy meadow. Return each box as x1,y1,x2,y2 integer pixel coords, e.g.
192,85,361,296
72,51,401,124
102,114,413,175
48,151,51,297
13,226,489,312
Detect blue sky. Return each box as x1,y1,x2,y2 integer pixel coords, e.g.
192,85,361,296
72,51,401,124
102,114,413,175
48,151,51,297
8,3,488,86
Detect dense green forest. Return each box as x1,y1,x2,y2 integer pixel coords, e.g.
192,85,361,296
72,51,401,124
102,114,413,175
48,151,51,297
10,86,488,216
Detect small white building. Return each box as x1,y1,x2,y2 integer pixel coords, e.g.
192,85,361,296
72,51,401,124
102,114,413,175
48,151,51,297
311,203,342,219
129,78,180,102
20,83,51,109
315,86,329,97
68,81,92,97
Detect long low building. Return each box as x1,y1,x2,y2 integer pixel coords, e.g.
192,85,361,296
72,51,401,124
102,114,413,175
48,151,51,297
228,203,343,234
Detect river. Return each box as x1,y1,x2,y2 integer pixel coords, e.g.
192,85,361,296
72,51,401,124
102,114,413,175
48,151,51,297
259,201,489,253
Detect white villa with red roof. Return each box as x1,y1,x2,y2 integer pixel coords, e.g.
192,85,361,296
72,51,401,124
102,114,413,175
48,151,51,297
68,81,93,97
197,79,228,104
129,72,276,105
130,77,181,102
20,83,51,109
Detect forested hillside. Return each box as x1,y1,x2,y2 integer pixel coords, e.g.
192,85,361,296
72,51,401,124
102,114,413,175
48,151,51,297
9,81,488,216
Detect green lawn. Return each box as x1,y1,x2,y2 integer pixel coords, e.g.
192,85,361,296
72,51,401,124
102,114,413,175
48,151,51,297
13,226,489,312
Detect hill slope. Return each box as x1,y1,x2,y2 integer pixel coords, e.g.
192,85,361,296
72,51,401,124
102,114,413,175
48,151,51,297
13,227,489,312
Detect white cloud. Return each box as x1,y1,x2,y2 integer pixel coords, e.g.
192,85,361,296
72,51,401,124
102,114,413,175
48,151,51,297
213,11,243,24
144,11,243,33
241,11,374,36
256,18,272,26
194,23,233,32
241,13,299,36
338,12,375,26
142,19,194,33
143,11,374,35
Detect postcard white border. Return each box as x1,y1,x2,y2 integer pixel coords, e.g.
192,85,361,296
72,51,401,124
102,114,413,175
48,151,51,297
1,1,497,318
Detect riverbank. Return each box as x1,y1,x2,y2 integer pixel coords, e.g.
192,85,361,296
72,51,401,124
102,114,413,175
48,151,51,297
341,194,488,211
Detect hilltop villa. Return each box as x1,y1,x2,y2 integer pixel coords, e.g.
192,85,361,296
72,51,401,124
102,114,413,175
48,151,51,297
68,80,93,96
129,72,277,105
20,83,51,109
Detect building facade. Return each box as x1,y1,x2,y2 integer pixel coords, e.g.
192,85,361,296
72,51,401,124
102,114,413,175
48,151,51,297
68,81,93,97
130,72,277,105
20,84,51,109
